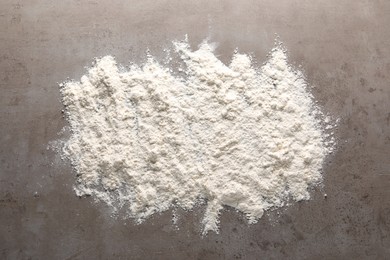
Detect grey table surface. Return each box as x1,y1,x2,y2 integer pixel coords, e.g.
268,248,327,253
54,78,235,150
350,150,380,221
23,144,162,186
1,0,390,259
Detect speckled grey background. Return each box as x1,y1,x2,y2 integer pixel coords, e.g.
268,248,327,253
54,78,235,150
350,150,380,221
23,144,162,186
1,0,390,259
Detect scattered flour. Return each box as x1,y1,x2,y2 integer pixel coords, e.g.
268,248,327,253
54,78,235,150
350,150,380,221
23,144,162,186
60,37,334,234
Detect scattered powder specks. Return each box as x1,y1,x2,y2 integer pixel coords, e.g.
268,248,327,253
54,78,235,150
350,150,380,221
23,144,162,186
59,37,334,234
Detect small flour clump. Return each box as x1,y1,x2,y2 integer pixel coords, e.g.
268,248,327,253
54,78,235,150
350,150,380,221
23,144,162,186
60,38,332,234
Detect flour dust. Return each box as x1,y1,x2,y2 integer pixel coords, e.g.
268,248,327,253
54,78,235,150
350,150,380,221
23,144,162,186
59,37,335,234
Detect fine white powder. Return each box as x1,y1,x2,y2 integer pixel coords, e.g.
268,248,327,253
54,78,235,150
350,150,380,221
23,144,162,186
60,38,333,234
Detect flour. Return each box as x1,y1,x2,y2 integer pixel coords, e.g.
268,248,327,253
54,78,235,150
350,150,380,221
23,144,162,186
60,38,334,234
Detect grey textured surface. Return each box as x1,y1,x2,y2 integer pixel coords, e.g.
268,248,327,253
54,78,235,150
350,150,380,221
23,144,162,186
1,1,390,259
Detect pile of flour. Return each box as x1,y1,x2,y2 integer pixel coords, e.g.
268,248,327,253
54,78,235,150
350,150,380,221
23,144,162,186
60,38,333,234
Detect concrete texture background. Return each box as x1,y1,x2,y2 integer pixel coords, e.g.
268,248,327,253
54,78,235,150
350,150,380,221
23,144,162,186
1,0,390,259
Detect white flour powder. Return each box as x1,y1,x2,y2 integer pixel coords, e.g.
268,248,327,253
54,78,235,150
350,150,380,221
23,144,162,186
60,38,333,234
